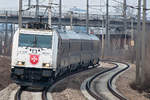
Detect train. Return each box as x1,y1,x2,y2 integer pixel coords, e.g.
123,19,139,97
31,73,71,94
11,26,101,86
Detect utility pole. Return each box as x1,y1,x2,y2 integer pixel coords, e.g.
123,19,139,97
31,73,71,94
2,32,4,54
1,32,4,55
4,11,8,55
136,0,141,85
28,0,31,8
13,24,15,33
70,11,73,30
86,0,89,34
131,17,134,63
100,0,104,58
106,0,109,54
48,0,52,28
0,33,2,54
141,0,146,85
123,0,127,49
19,0,22,29
131,18,134,42
59,0,62,29
35,0,39,21
9,24,13,55
101,15,105,58
10,24,13,44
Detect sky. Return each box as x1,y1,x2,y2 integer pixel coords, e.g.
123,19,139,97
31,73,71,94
0,0,149,16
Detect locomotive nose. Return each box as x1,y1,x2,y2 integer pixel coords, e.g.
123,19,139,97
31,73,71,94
14,46,53,69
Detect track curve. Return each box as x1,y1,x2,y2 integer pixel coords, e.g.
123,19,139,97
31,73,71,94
42,87,50,100
85,61,129,100
107,62,129,100
14,86,25,100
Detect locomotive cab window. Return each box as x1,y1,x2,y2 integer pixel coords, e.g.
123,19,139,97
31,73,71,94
19,34,52,48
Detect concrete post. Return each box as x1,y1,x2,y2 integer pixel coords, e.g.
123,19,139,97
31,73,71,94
101,15,105,59
59,0,62,29
141,0,146,86
136,0,141,85
123,0,127,49
35,0,39,21
70,11,73,30
106,0,109,55
48,0,52,28
86,0,89,34
4,11,8,55
19,0,22,29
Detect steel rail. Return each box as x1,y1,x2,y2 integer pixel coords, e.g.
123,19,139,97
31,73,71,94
107,62,129,100
86,60,129,100
86,62,118,100
14,86,26,100
11,63,93,100
14,63,100,100
42,87,48,100
41,63,100,100
41,64,100,100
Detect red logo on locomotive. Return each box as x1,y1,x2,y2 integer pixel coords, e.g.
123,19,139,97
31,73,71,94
30,55,39,65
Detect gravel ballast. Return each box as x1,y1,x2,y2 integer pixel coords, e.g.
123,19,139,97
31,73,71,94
50,62,114,100
116,64,150,100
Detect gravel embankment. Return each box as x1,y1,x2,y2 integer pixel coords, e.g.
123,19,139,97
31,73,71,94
0,56,11,91
0,84,18,100
116,64,150,100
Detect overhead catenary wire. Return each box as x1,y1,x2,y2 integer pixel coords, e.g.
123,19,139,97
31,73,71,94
112,0,138,9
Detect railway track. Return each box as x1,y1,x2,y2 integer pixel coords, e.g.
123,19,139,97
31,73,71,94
107,62,129,100
85,61,129,100
14,61,128,100
15,86,25,100
14,64,99,100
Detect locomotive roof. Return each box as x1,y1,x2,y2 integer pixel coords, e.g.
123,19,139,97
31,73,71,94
57,30,99,40
19,28,53,35
18,28,99,41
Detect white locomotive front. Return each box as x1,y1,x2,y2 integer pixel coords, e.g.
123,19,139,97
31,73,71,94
11,27,101,87
11,28,58,86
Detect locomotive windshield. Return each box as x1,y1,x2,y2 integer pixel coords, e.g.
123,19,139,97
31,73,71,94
19,34,52,48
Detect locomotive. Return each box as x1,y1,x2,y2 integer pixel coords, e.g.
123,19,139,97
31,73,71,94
11,26,100,86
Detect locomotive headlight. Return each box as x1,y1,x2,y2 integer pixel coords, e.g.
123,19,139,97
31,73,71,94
43,63,51,68
16,61,25,66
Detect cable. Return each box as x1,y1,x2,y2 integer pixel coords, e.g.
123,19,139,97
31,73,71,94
89,5,105,7
89,5,122,9
112,0,138,10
